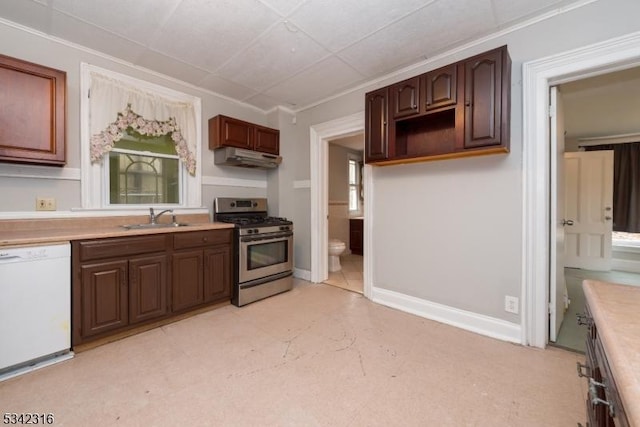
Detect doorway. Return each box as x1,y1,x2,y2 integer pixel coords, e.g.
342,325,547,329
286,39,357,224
324,135,365,294
523,31,640,348
550,67,640,351
309,111,372,298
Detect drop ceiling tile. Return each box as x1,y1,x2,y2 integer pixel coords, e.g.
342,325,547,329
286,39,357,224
242,92,283,110
198,74,258,101
260,0,307,16
338,0,495,77
0,0,51,32
217,21,330,91
263,56,364,108
136,49,209,85
289,0,434,52
491,0,575,24
50,11,146,63
52,0,181,44
150,0,280,72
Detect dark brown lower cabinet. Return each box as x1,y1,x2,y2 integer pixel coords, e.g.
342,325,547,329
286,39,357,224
580,303,629,427
72,229,232,347
80,260,128,338
349,218,363,255
171,250,204,312
129,255,168,324
204,246,231,303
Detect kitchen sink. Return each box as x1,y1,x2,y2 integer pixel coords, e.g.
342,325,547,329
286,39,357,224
121,223,190,230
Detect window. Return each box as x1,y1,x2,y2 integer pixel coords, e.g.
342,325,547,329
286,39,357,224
349,159,359,212
108,129,180,205
81,63,202,210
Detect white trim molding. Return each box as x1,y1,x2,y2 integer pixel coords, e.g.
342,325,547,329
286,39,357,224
202,175,267,188
293,180,311,189
309,112,365,288
0,164,81,181
293,268,312,281
372,287,521,344
522,30,640,348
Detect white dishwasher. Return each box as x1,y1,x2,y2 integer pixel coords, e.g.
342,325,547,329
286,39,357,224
0,243,73,380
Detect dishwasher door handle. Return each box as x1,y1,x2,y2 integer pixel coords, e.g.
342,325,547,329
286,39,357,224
0,255,23,262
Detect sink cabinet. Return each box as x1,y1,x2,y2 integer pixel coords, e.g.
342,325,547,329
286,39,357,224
365,46,510,165
72,229,232,346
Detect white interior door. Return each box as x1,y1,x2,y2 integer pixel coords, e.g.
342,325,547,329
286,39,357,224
564,150,614,271
549,86,567,342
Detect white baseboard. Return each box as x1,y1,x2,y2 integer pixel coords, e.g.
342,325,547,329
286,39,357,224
294,268,311,281
371,287,522,344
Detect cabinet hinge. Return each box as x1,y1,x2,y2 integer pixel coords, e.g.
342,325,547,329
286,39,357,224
548,302,554,314
548,103,556,118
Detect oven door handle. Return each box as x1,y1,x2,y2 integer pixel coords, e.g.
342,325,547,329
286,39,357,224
240,232,293,243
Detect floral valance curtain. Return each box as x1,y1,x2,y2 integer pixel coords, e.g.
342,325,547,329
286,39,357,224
89,72,197,175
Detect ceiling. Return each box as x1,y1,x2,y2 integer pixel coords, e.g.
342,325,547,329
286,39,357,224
0,0,587,112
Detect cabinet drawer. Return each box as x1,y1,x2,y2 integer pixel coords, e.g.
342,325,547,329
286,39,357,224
173,229,232,250
78,235,168,261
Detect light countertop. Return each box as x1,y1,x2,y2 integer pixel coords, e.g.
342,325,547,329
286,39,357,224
0,214,234,247
583,280,640,426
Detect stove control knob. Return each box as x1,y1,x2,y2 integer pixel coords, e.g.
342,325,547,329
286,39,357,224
253,202,258,207
230,202,235,207
247,229,253,234
280,226,289,231
253,229,259,234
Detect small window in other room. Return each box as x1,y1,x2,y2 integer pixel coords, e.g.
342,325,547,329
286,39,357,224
108,128,180,205
349,159,359,212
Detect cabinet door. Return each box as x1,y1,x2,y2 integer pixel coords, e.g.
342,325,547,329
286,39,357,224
464,49,503,149
365,87,389,163
80,260,128,338
423,64,457,112
391,77,420,118
254,126,280,155
204,246,232,303
215,116,253,150
349,219,363,255
0,54,66,166
129,254,168,324
171,250,204,312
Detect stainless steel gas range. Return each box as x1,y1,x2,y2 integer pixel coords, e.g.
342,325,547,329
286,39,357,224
213,197,293,306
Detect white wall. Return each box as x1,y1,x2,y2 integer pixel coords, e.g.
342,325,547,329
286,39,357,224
281,0,640,326
0,20,270,214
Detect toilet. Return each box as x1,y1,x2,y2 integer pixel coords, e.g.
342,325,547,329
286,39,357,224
328,239,346,272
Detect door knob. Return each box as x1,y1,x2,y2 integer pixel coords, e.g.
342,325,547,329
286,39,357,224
562,219,574,226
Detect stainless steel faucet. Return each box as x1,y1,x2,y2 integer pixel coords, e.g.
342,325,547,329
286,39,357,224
149,207,174,224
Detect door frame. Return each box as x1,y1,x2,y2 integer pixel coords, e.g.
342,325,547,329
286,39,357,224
522,30,640,348
310,112,373,298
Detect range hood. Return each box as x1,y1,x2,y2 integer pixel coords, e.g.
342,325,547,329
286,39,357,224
214,147,282,169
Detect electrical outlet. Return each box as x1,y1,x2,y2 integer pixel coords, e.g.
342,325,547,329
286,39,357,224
36,197,56,211
504,296,519,314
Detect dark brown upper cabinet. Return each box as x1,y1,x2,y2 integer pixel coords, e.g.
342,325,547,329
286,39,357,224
391,77,420,119
209,114,279,155
365,46,510,166
365,87,390,163
423,64,457,112
463,48,508,149
0,54,66,166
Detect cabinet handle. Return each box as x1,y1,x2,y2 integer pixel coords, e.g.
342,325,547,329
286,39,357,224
576,313,593,327
588,378,615,418
202,237,208,243
465,101,471,107
576,362,590,378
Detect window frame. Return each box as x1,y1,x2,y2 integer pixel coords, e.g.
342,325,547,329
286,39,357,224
348,156,361,213
80,63,202,211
